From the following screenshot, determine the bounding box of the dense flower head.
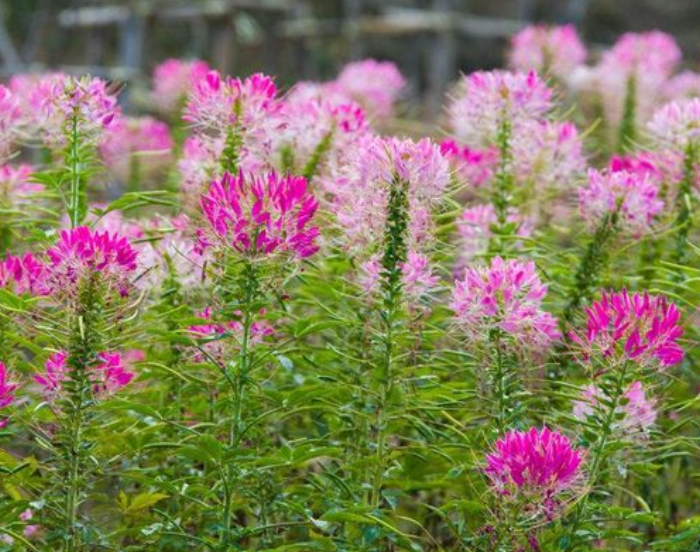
[509,24,587,79]
[0,252,47,296]
[200,170,319,259]
[0,85,22,160]
[457,204,533,262]
[578,168,663,235]
[35,75,119,147]
[0,362,18,429]
[572,290,684,371]
[335,59,405,119]
[152,58,211,113]
[34,351,68,397]
[360,250,439,303]
[450,257,560,351]
[100,116,174,182]
[648,98,700,149]
[45,226,139,298]
[447,70,553,146]
[601,31,681,79]
[485,427,583,517]
[439,140,498,187]
[573,381,657,437]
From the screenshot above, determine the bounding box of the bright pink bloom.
[573,381,657,436]
[509,24,587,79]
[450,257,560,351]
[0,85,22,160]
[578,168,663,235]
[100,116,173,182]
[485,427,583,516]
[447,70,552,146]
[45,226,139,298]
[648,98,700,149]
[0,252,47,296]
[457,204,533,261]
[93,352,135,395]
[152,58,211,113]
[572,289,684,370]
[0,362,17,428]
[360,250,439,302]
[34,351,69,397]
[335,59,405,119]
[200,171,319,259]
[439,140,498,187]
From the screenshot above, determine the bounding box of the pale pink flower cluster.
[664,71,700,101]
[100,116,173,182]
[200,170,319,260]
[35,350,136,399]
[578,168,663,235]
[188,306,273,363]
[0,252,47,296]
[0,509,40,545]
[335,59,405,119]
[450,257,560,351]
[457,204,533,262]
[648,98,700,149]
[360,251,439,303]
[0,164,41,208]
[572,289,684,371]
[485,427,583,519]
[0,85,22,160]
[509,24,587,80]
[178,135,224,206]
[45,226,139,300]
[573,381,657,437]
[439,140,498,188]
[33,75,119,147]
[595,31,681,133]
[152,58,211,113]
[447,70,552,147]
[0,362,18,429]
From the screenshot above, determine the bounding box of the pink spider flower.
[439,140,499,187]
[35,75,119,147]
[34,351,69,397]
[664,71,700,102]
[0,362,18,429]
[92,352,135,395]
[573,381,657,437]
[648,98,700,149]
[571,289,684,371]
[334,59,405,119]
[0,164,42,207]
[447,70,553,147]
[360,250,439,302]
[485,427,584,518]
[0,252,47,296]
[457,204,533,262]
[152,58,211,113]
[200,170,319,259]
[508,24,587,80]
[100,116,173,182]
[0,85,22,160]
[578,168,663,235]
[45,226,139,299]
[450,257,560,351]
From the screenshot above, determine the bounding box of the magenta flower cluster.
[0,362,17,429]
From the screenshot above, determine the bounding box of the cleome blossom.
[45,226,139,299]
[439,140,498,188]
[578,168,663,235]
[573,381,657,438]
[509,24,587,80]
[0,85,22,160]
[200,170,319,260]
[485,427,584,518]
[0,362,18,429]
[450,257,560,352]
[457,204,533,262]
[0,252,47,296]
[647,98,700,149]
[152,58,211,114]
[571,289,684,371]
[334,59,405,119]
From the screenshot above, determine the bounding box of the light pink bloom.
[578,168,663,235]
[0,85,22,160]
[200,171,319,259]
[0,164,42,206]
[485,427,583,517]
[571,289,684,370]
[360,251,439,301]
[19,509,40,538]
[509,24,587,79]
[439,140,498,187]
[450,256,560,351]
[664,71,700,101]
[0,362,17,428]
[45,226,139,299]
[152,58,211,113]
[178,135,224,203]
[573,381,657,437]
[648,98,700,149]
[447,70,552,147]
[457,204,533,262]
[335,59,405,119]
[34,351,68,397]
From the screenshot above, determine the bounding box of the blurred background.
[3,0,700,118]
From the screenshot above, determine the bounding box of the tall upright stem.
[673,142,697,270]
[489,117,515,258]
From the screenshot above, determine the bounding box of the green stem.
[672,142,697,270]
[617,74,637,153]
[67,114,85,229]
[488,117,514,258]
[490,329,516,432]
